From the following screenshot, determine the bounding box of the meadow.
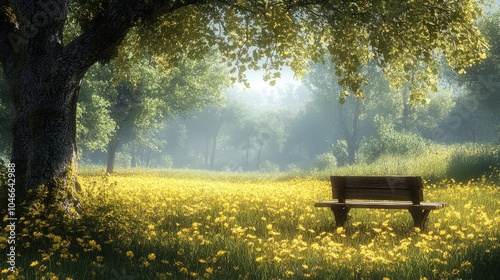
[1,144,500,279]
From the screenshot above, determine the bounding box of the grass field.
[1,166,499,280]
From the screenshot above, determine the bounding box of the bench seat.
[315,201,449,210]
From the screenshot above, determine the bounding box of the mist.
[69,55,499,177]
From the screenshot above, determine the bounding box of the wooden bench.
[314,176,448,229]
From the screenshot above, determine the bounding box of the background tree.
[175,101,248,170]
[443,11,500,142]
[302,60,455,165]
[72,55,229,171]
[209,103,246,170]
[228,110,286,171]
[76,64,116,155]
[284,105,332,167]
[103,53,229,173]
[303,62,389,164]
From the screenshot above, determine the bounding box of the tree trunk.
[131,144,137,168]
[106,138,119,174]
[257,142,264,170]
[146,148,152,168]
[241,141,252,171]
[346,139,357,165]
[402,101,411,131]
[210,121,222,170]
[338,100,362,165]
[204,136,210,169]
[12,76,81,202]
[348,101,361,165]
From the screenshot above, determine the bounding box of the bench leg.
[408,208,431,230]
[330,205,350,228]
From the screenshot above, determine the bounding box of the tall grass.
[309,144,454,182]
[446,144,500,183]
[315,143,499,183]
[79,143,499,184]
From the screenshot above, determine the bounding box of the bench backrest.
[331,176,424,205]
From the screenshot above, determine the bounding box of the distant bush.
[222,161,243,172]
[314,152,337,171]
[115,152,132,168]
[260,160,280,173]
[285,163,304,174]
[447,144,500,182]
[360,118,426,162]
[332,140,349,166]
[149,154,174,168]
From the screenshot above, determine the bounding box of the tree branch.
[57,0,205,77]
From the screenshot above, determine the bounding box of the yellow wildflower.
[148,253,156,261]
[216,250,227,257]
[126,251,134,259]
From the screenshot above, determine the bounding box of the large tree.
[0,0,488,208]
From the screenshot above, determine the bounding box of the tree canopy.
[63,0,489,102]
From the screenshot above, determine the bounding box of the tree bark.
[11,67,82,205]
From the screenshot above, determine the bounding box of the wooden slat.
[314,201,449,210]
[334,176,423,190]
[330,176,424,203]
[332,187,423,201]
[409,176,423,205]
[331,176,346,203]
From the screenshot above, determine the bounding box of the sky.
[229,66,309,111]
[236,66,302,92]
